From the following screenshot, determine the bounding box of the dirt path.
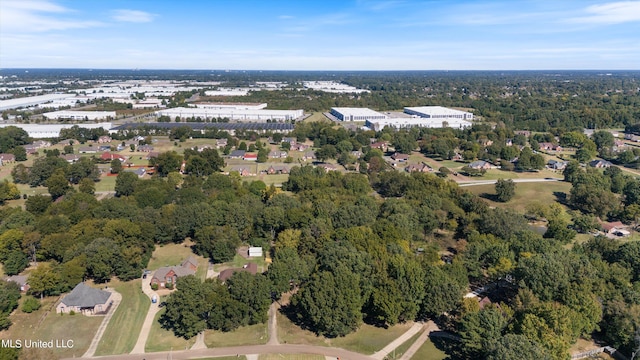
[82,289,122,358]
[267,302,279,345]
[130,274,160,354]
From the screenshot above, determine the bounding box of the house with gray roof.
[149,256,198,289]
[56,283,112,315]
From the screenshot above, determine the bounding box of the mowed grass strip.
[203,323,268,347]
[464,181,572,213]
[410,338,447,360]
[145,308,195,352]
[94,280,150,355]
[276,312,414,355]
[385,329,424,360]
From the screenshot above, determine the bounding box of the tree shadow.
[553,191,568,204]
[430,335,464,360]
[479,193,500,202]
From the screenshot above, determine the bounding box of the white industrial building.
[304,81,369,94]
[204,88,251,96]
[404,106,474,120]
[41,110,116,121]
[365,118,472,131]
[194,102,267,110]
[155,107,303,121]
[0,123,113,138]
[330,107,388,121]
[0,94,74,111]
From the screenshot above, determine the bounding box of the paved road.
[64,344,374,360]
[372,322,422,360]
[82,289,122,358]
[398,321,439,360]
[130,274,160,354]
[457,177,562,187]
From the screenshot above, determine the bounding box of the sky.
[0,0,639,70]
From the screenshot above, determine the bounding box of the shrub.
[151,283,159,291]
[21,297,41,313]
[69,310,76,315]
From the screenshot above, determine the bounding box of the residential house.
[478,138,493,146]
[97,136,112,143]
[282,137,297,146]
[60,154,81,163]
[215,138,228,148]
[266,165,290,175]
[124,167,146,178]
[391,153,409,162]
[230,166,252,176]
[350,150,363,159]
[98,145,112,152]
[302,151,316,161]
[6,275,29,293]
[78,146,97,154]
[243,153,258,161]
[589,159,612,168]
[23,144,38,154]
[149,257,198,289]
[317,163,337,172]
[268,150,288,159]
[0,153,16,165]
[218,263,258,283]
[290,143,309,152]
[146,152,160,160]
[600,221,630,237]
[370,141,388,152]
[625,134,640,142]
[538,142,562,152]
[138,145,154,152]
[32,140,51,148]
[229,150,246,159]
[468,160,492,170]
[100,152,128,162]
[612,140,627,152]
[405,163,432,173]
[56,283,112,315]
[248,247,263,258]
[452,153,464,161]
[547,160,568,170]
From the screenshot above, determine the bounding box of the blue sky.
[0,0,639,70]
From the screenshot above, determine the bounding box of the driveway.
[130,273,160,354]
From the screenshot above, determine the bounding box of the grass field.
[203,323,268,347]
[191,357,247,360]
[147,242,205,271]
[304,112,331,123]
[0,294,103,359]
[145,308,195,352]
[212,254,269,274]
[410,338,447,360]
[464,181,572,213]
[385,329,424,360]
[94,279,150,356]
[276,312,414,355]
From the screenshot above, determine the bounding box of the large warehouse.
[330,107,388,121]
[0,93,75,111]
[404,106,474,120]
[155,107,303,121]
[0,123,114,138]
[365,117,472,131]
[41,110,116,121]
[194,102,267,110]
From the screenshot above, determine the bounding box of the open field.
[304,112,331,123]
[212,253,269,274]
[0,294,103,359]
[145,308,195,352]
[94,279,149,356]
[203,323,268,347]
[147,242,205,271]
[410,338,447,360]
[464,181,572,213]
[191,357,247,360]
[276,312,414,355]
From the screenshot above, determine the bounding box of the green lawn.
[203,323,268,347]
[304,112,331,122]
[145,308,195,352]
[464,181,572,213]
[385,329,424,360]
[213,254,268,274]
[147,242,206,272]
[94,280,150,356]
[410,339,447,360]
[276,312,414,355]
[191,357,247,360]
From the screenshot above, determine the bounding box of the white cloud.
[568,1,640,24]
[278,15,294,20]
[0,0,102,32]
[111,9,155,23]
